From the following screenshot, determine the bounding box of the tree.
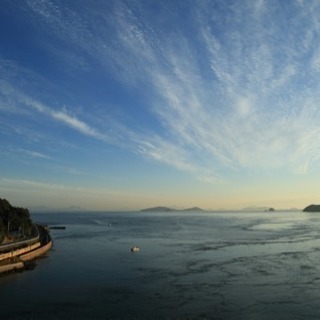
[0,198,35,243]
[0,219,5,243]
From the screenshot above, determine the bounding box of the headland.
[0,198,52,275]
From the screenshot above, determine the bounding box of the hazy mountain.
[141,206,204,212]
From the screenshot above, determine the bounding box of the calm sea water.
[1,210,320,319]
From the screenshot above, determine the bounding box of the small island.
[303,204,320,212]
[141,206,177,212]
[181,207,205,212]
[141,206,205,212]
[0,198,52,274]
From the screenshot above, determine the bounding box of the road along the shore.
[0,225,52,274]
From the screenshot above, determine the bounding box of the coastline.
[0,225,52,275]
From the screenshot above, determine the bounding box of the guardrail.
[0,225,40,253]
[0,242,41,262]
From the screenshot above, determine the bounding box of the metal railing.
[0,225,40,253]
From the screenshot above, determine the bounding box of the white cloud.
[234,95,255,118]
[109,0,320,177]
[135,136,198,174]
[21,149,51,159]
[52,110,101,138]
[4,0,320,183]
[10,90,108,141]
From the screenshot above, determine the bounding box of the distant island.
[242,206,275,212]
[141,206,176,212]
[303,204,320,212]
[141,206,205,212]
[181,207,204,212]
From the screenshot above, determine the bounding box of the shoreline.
[0,225,52,275]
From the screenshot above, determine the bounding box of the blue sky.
[1,0,320,211]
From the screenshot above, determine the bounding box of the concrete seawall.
[0,230,40,253]
[0,242,41,262]
[0,261,24,273]
[0,240,52,274]
[0,225,53,275]
[20,240,53,262]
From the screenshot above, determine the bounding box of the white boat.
[131,246,140,253]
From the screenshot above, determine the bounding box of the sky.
[1,0,320,211]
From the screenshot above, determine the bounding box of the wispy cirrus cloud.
[20,149,51,159]
[0,82,106,141]
[140,0,320,176]
[4,0,320,183]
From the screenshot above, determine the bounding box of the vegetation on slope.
[0,198,34,244]
[303,204,320,212]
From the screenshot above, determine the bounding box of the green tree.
[0,219,5,243]
[0,198,35,242]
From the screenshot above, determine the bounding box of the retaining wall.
[20,241,53,262]
[0,242,41,262]
[0,228,40,253]
[0,261,24,273]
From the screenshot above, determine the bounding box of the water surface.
[1,210,320,319]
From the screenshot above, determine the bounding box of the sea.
[1,210,320,320]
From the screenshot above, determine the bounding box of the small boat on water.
[131,246,140,253]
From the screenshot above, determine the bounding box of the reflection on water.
[1,210,320,319]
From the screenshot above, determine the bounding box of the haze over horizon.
[1,1,320,211]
